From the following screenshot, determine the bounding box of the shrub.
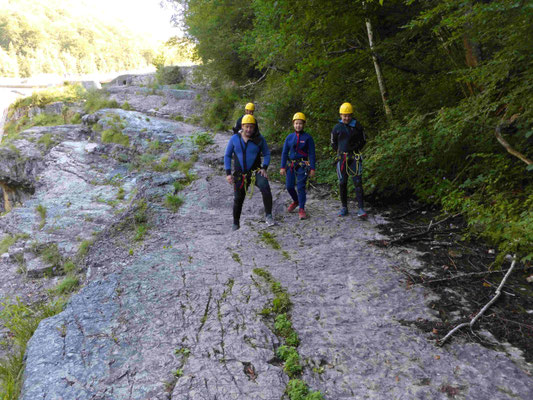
[156,65,184,85]
[83,90,120,113]
[49,276,79,295]
[165,194,184,212]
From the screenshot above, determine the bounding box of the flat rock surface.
[20,132,533,399]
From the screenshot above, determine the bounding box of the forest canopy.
[170,0,532,261]
[0,0,193,77]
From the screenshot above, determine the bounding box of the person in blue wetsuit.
[224,114,275,231]
[331,102,367,218]
[280,112,316,220]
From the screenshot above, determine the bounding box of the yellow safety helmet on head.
[339,102,353,114]
[292,112,306,122]
[245,103,255,111]
[242,114,256,125]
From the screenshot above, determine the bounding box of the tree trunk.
[365,18,393,122]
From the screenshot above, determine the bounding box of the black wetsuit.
[331,118,366,209]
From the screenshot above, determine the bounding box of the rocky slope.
[0,76,532,399]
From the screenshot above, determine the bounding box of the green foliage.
[193,132,214,151]
[102,129,129,146]
[286,379,325,400]
[39,243,62,267]
[116,187,126,200]
[202,84,243,131]
[35,204,47,229]
[0,0,157,77]
[156,65,184,85]
[49,276,79,295]
[276,345,302,378]
[165,194,184,212]
[0,297,65,399]
[83,90,120,114]
[259,231,281,250]
[100,115,129,147]
[62,260,76,275]
[77,240,93,260]
[36,132,57,151]
[0,235,16,255]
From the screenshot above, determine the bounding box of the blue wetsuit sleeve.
[280,136,290,168]
[261,137,271,169]
[224,138,234,175]
[308,135,316,170]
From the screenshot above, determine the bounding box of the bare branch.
[438,255,518,346]
[327,44,363,56]
[494,123,532,165]
[240,69,269,88]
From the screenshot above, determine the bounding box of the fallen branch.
[413,267,520,285]
[390,228,460,245]
[391,204,427,220]
[438,255,518,346]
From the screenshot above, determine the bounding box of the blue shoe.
[357,208,367,218]
[338,207,348,217]
[232,223,240,231]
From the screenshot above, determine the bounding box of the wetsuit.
[331,118,366,209]
[224,132,272,226]
[280,130,316,210]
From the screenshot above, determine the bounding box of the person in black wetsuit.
[233,102,259,134]
[331,102,367,218]
[224,114,275,230]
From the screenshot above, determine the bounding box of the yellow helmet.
[242,114,256,125]
[245,102,255,111]
[292,112,306,122]
[339,102,353,114]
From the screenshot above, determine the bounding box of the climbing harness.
[338,152,363,177]
[235,168,262,198]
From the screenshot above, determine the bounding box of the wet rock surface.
[1,79,531,399]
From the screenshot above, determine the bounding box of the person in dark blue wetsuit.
[224,114,275,231]
[280,112,316,220]
[331,102,367,218]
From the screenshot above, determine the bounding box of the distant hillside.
[0,0,189,77]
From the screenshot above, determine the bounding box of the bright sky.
[86,0,183,42]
